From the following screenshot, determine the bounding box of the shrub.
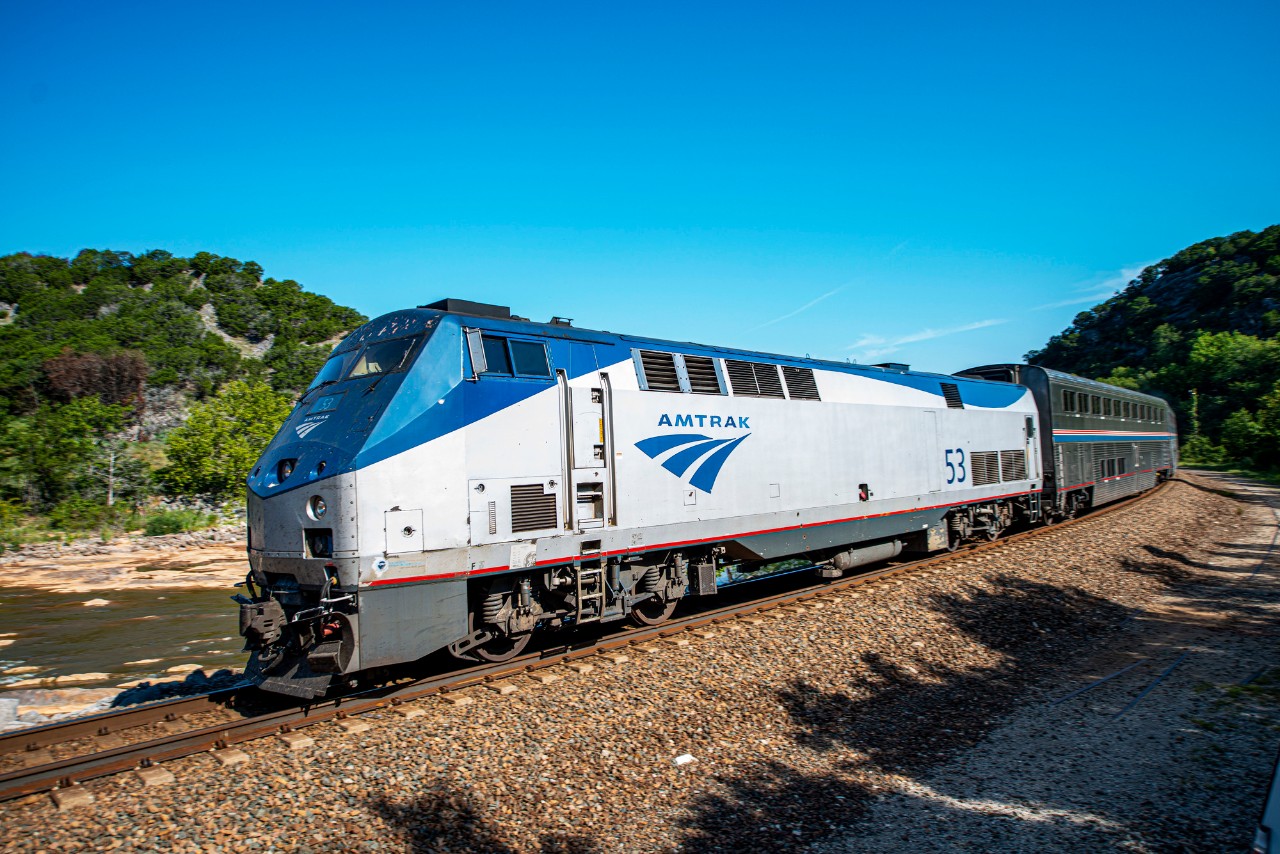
[143,508,213,536]
[48,495,109,531]
[1179,435,1227,466]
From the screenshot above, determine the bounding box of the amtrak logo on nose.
[635,432,751,493]
[295,416,328,438]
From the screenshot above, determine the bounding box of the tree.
[160,381,292,498]
[43,348,148,408]
[10,397,128,507]
[1254,381,1280,470]
[1220,409,1261,466]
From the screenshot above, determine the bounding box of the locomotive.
[236,299,1177,698]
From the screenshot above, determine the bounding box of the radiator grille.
[639,350,681,392]
[726,359,785,398]
[1000,449,1027,482]
[684,355,722,394]
[781,366,820,400]
[940,382,964,409]
[510,484,557,532]
[971,451,999,486]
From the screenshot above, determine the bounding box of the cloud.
[749,287,845,331]
[846,318,1009,361]
[1033,263,1153,311]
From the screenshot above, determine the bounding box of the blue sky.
[2,1,1277,373]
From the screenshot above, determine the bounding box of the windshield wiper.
[301,379,340,403]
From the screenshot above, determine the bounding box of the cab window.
[480,335,551,378]
[482,335,513,374]
[347,336,419,379]
[510,340,550,376]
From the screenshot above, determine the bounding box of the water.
[0,585,245,687]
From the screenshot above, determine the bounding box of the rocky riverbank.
[0,526,246,593]
[0,667,244,732]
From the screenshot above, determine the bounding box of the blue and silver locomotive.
[237,299,1176,697]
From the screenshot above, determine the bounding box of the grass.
[0,505,228,552]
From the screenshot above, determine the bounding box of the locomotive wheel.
[472,630,532,663]
[451,612,533,663]
[629,595,678,627]
[984,526,1002,542]
[944,517,962,552]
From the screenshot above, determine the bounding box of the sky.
[2,1,1277,374]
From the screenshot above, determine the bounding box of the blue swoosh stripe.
[689,434,750,493]
[661,438,732,477]
[635,433,711,458]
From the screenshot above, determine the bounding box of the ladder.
[575,562,605,623]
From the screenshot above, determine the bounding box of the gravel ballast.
[2,472,1277,853]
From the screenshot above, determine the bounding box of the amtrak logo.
[635,432,751,493]
[295,416,328,439]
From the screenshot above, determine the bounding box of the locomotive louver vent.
[725,359,785,398]
[510,484,557,532]
[970,451,999,486]
[639,350,681,392]
[940,382,964,409]
[999,449,1027,482]
[781,366,821,400]
[683,355,722,394]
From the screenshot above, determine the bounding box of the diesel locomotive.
[236,299,1177,698]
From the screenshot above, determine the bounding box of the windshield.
[307,353,351,391]
[347,335,419,379]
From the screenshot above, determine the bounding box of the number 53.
[945,448,966,484]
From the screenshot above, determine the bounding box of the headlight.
[278,459,296,481]
[310,496,327,519]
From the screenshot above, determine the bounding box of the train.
[236,299,1178,698]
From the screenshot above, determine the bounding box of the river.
[0,584,245,687]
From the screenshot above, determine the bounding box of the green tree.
[1254,381,1280,470]
[12,397,127,507]
[1220,409,1261,466]
[160,381,292,497]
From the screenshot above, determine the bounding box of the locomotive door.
[1025,416,1040,481]
[922,410,942,492]
[558,344,614,531]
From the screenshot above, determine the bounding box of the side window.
[1103,398,1112,417]
[1062,389,1075,412]
[1091,395,1101,415]
[510,340,551,377]
[478,335,550,378]
[482,335,513,374]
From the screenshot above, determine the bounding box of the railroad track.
[0,482,1168,806]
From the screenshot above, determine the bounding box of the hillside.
[1027,225,1280,467]
[0,249,367,540]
